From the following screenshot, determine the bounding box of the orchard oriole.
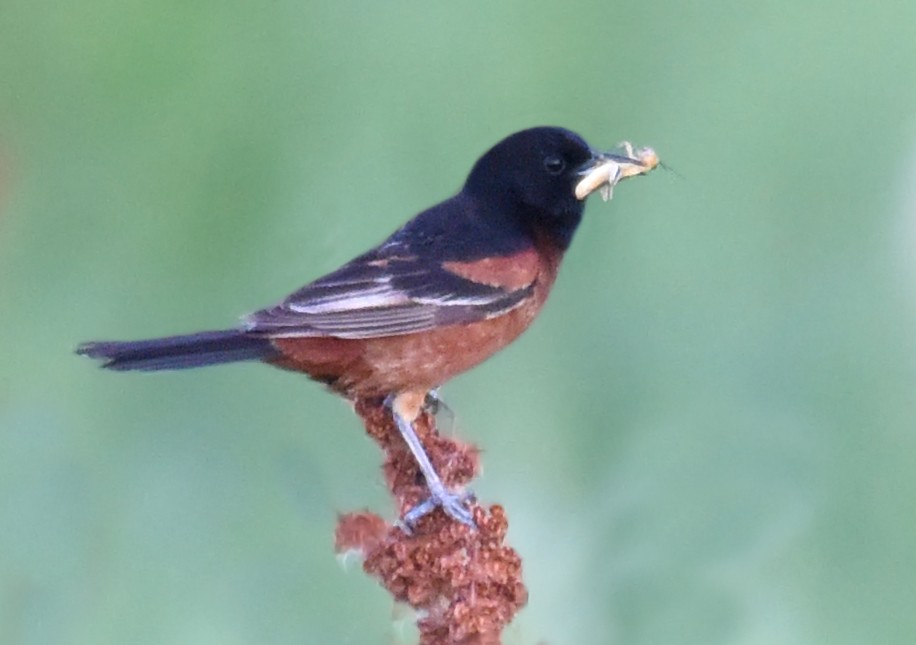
[78,127,659,527]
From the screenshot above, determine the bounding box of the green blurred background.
[2,2,916,643]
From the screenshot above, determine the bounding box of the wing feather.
[244,252,535,340]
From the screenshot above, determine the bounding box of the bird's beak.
[575,142,660,201]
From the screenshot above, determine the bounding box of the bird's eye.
[543,155,566,175]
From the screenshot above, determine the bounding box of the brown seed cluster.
[334,398,528,644]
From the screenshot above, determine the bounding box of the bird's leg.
[386,392,475,529]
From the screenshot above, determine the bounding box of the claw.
[402,488,476,529]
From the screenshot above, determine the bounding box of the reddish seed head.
[338,399,527,644]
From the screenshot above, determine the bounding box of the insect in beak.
[575,142,660,201]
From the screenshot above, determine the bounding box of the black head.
[463,127,596,250]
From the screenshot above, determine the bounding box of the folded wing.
[244,250,538,339]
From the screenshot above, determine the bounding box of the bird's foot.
[423,388,455,432]
[423,388,447,414]
[401,486,476,531]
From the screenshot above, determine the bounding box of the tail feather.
[77,329,278,371]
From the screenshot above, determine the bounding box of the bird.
[78,126,659,527]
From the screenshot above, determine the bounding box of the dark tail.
[76,329,279,371]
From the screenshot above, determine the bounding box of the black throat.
[529,205,584,251]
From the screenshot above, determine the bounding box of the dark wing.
[243,249,538,340]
